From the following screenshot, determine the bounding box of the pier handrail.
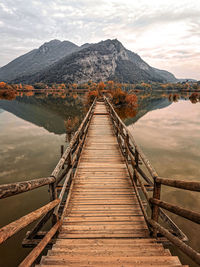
[104,96,200,265]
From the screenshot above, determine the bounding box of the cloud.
[0,0,200,79]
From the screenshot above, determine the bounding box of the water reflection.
[126,97,200,267]
[0,93,85,135]
[0,91,200,266]
[0,93,85,267]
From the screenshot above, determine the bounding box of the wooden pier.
[0,98,200,266]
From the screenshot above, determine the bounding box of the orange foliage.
[73,93,78,99]
[25,91,34,96]
[115,106,137,120]
[0,82,7,89]
[64,116,79,133]
[111,88,126,105]
[98,81,105,91]
[24,85,34,90]
[107,81,114,90]
[86,90,98,104]
[125,94,137,107]
[189,92,200,103]
[0,90,16,100]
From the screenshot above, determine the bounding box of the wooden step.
[55,238,160,245]
[48,248,171,257]
[37,265,187,267]
[40,255,182,265]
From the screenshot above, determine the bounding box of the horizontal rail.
[148,219,200,265]
[155,177,200,192]
[150,198,200,225]
[0,199,60,244]
[19,221,61,267]
[0,177,56,199]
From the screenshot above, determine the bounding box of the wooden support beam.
[0,199,60,244]
[148,219,200,265]
[150,198,200,225]
[26,210,54,240]
[155,177,200,192]
[19,221,61,267]
[0,177,56,199]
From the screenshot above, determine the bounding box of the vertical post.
[61,145,64,169]
[151,179,161,237]
[49,180,57,225]
[133,149,139,183]
[125,133,129,160]
[135,149,139,168]
[116,118,119,137]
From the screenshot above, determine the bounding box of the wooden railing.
[0,98,96,267]
[104,96,200,265]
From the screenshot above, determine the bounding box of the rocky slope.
[0,40,79,82]
[0,39,178,84]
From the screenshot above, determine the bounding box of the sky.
[0,0,200,80]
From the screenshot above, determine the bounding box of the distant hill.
[0,39,178,84]
[0,40,79,82]
[153,68,177,83]
[178,78,197,83]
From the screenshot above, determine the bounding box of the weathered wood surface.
[37,102,187,266]
[0,176,55,199]
[0,199,60,244]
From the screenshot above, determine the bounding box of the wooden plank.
[58,232,150,238]
[61,224,148,231]
[40,255,181,265]
[55,238,158,245]
[64,216,145,222]
[48,249,170,257]
[63,221,147,225]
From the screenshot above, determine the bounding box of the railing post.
[133,149,139,182]
[49,180,58,225]
[125,133,129,160]
[135,148,139,168]
[151,179,161,237]
[61,145,64,169]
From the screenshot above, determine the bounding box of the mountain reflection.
[0,94,85,135]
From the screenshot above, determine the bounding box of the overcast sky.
[0,0,200,79]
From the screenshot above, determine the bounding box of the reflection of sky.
[128,100,200,267]
[0,110,67,267]
[128,100,200,180]
[0,111,65,184]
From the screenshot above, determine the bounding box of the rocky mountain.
[0,40,79,82]
[153,68,177,83]
[0,39,178,84]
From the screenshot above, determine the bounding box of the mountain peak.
[0,38,177,84]
[42,39,61,46]
[39,39,61,53]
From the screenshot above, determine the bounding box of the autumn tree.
[23,84,34,90]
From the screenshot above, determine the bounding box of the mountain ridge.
[0,39,178,84]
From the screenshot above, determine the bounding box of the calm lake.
[0,92,199,266]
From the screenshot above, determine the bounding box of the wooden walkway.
[37,102,186,266]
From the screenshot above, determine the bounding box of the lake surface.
[0,92,199,266]
[126,95,200,267]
